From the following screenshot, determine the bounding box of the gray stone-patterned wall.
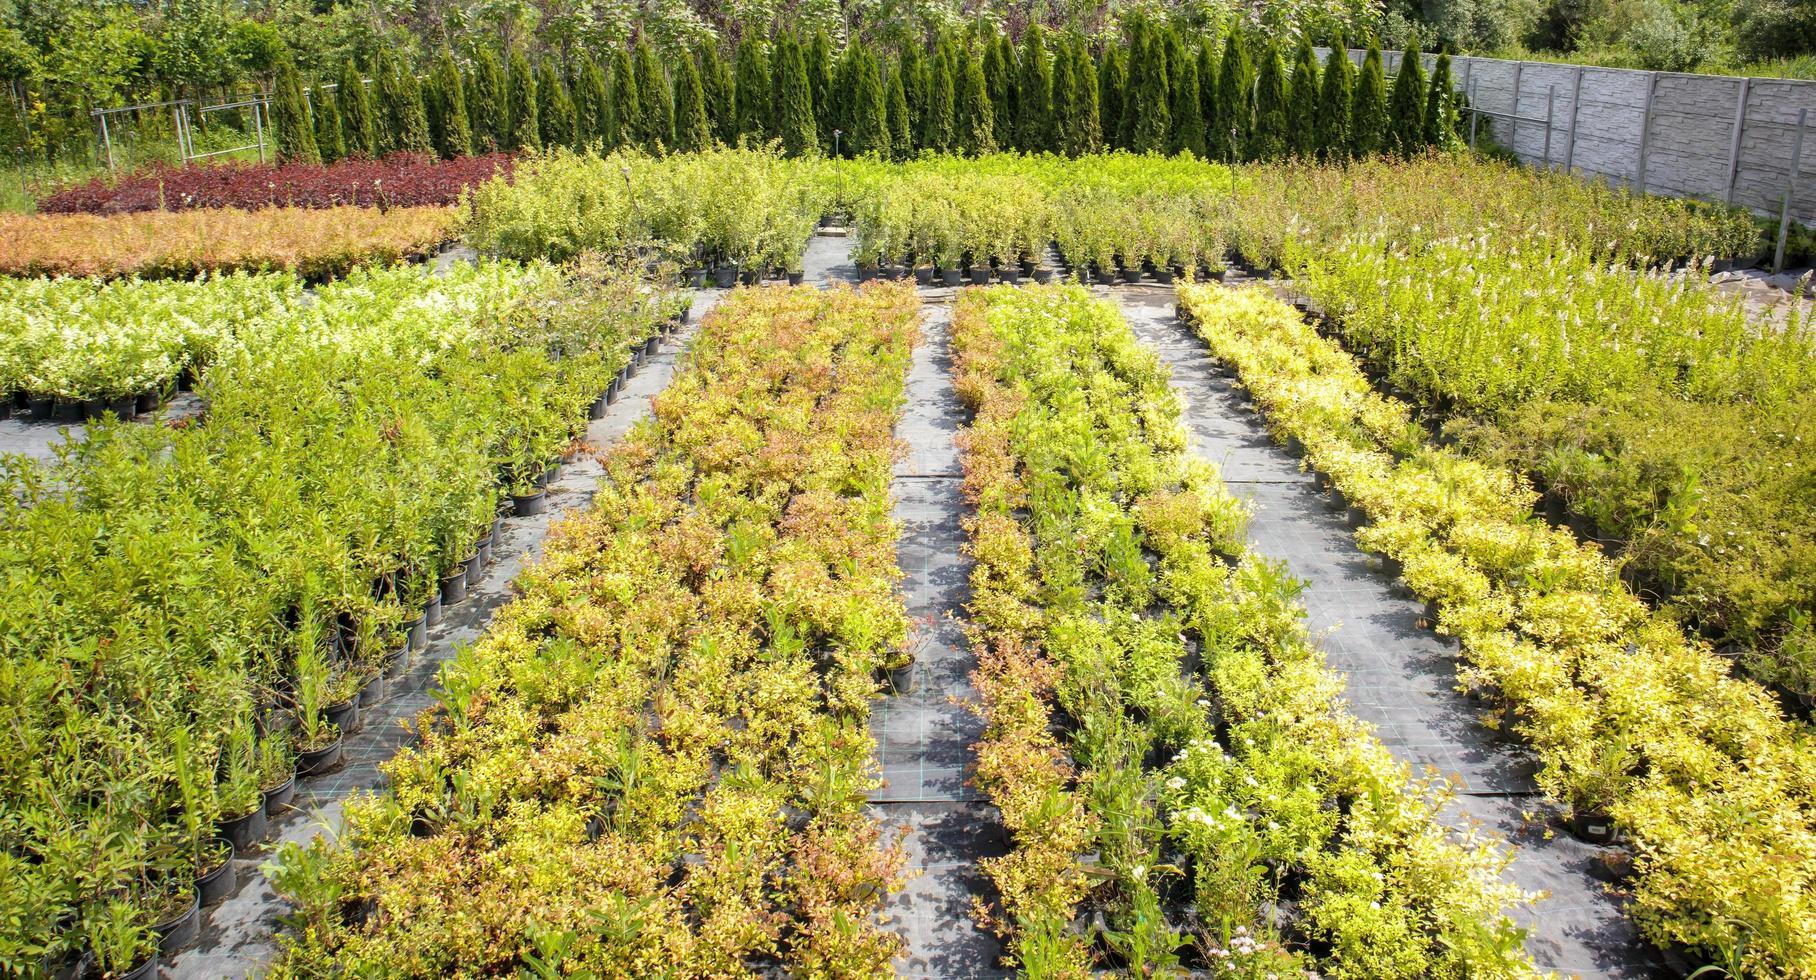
[1314,49,1816,226]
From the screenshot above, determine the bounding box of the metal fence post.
[1564,66,1584,173]
[97,111,115,172]
[1775,107,1808,274]
[253,99,266,163]
[1468,78,1480,149]
[1724,77,1752,205]
[1635,73,1658,193]
[1510,62,1524,153]
[1543,85,1556,168]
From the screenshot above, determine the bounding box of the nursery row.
[1289,236,1816,703]
[1177,284,1816,978]
[264,283,921,977]
[0,205,460,283]
[953,286,1537,978]
[0,261,681,976]
[39,153,513,216]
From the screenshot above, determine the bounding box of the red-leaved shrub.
[40,153,513,214]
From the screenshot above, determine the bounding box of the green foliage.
[609,47,638,150]
[337,59,378,158]
[923,41,955,153]
[852,48,892,158]
[1350,44,1388,158]
[1250,41,1288,162]
[1066,38,1101,155]
[672,52,711,153]
[272,54,321,165]
[312,72,346,163]
[1198,39,1223,159]
[808,31,835,148]
[733,37,770,145]
[900,45,928,149]
[374,47,430,155]
[1315,45,1352,161]
[1050,36,1076,154]
[886,63,912,161]
[1215,29,1253,160]
[1169,36,1206,157]
[1016,26,1052,152]
[536,60,577,152]
[429,49,473,159]
[573,54,610,146]
[953,47,993,156]
[700,42,733,146]
[773,35,817,157]
[984,33,1015,149]
[1098,47,1126,151]
[1126,20,1171,153]
[634,40,672,150]
[1387,40,1428,156]
[467,48,506,152]
[1287,39,1320,159]
[1424,52,1460,149]
[504,48,540,153]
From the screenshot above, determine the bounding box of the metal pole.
[1564,66,1584,173]
[253,99,265,163]
[1635,74,1658,194]
[1543,85,1556,168]
[98,111,115,172]
[1468,78,1480,150]
[1724,77,1752,206]
[1775,108,1808,275]
[1509,62,1524,154]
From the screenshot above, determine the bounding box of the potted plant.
[144,874,200,957]
[216,717,268,853]
[294,644,345,777]
[84,899,157,980]
[259,734,298,816]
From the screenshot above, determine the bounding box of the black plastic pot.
[85,951,159,980]
[153,888,201,955]
[406,614,428,652]
[358,673,386,707]
[714,263,738,288]
[880,662,915,695]
[787,271,804,286]
[29,396,54,420]
[218,803,268,853]
[738,267,761,286]
[512,490,548,517]
[1033,268,1054,285]
[298,734,344,777]
[196,839,237,906]
[80,398,106,421]
[685,267,707,288]
[384,645,411,682]
[478,535,494,568]
[1566,811,1622,846]
[54,399,84,423]
[439,567,467,605]
[1153,267,1176,285]
[606,377,621,405]
[912,267,935,286]
[323,697,360,736]
[108,394,137,419]
[424,592,443,628]
[588,394,607,420]
[999,267,1022,284]
[938,268,962,287]
[136,390,159,414]
[463,551,483,583]
[262,771,297,816]
[968,266,991,285]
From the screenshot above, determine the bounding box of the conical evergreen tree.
[886,61,912,160]
[312,75,345,162]
[635,39,672,149]
[1315,44,1352,160]
[1250,40,1287,161]
[1215,29,1253,162]
[700,43,732,144]
[672,51,710,151]
[1161,24,1190,151]
[1017,25,1052,151]
[1127,21,1170,153]
[574,53,609,145]
[1387,38,1427,155]
[272,54,320,164]
[1351,43,1389,157]
[1098,47,1125,150]
[1424,51,1460,149]
[397,66,433,153]
[774,35,817,155]
[982,32,1008,148]
[807,31,834,148]
[923,41,954,152]
[1199,38,1223,159]
[1170,35,1205,156]
[1286,38,1319,158]
[430,49,472,158]
[608,47,638,149]
[850,48,890,157]
[371,48,418,154]
[537,60,576,150]
[468,48,505,151]
[337,59,377,157]
[1069,36,1101,154]
[953,47,992,155]
[1116,20,1143,148]
[1051,35,1076,154]
[503,48,539,152]
[732,37,769,144]
[900,45,928,145]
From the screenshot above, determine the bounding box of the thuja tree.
[953,46,993,155]
[468,48,505,151]
[923,40,955,152]
[386,53,433,154]
[609,48,638,148]
[1287,38,1320,158]
[272,54,320,164]
[988,33,1016,149]
[774,34,817,156]
[370,49,404,154]
[1066,37,1100,155]
[635,40,672,149]
[574,54,609,145]
[537,60,576,150]
[901,45,928,148]
[1097,47,1125,151]
[733,37,769,144]
[850,48,890,157]
[700,42,733,145]
[1250,40,1287,161]
[1214,29,1253,162]
[1425,52,1460,149]
[1169,32,1205,156]
[1387,39,1427,155]
[1316,44,1352,160]
[337,60,377,157]
[886,63,912,159]
[430,49,472,159]
[1351,43,1388,158]
[808,31,834,148]
[504,48,539,152]
[312,74,345,162]
[1016,26,1052,152]
[1197,38,1221,157]
[1051,36,1075,152]
[672,51,711,152]
[1125,20,1170,153]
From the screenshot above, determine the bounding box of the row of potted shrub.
[0,205,462,282]
[39,152,514,215]
[1286,233,1816,706]
[262,282,922,977]
[952,284,1539,978]
[1176,282,1816,978]
[0,258,680,978]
